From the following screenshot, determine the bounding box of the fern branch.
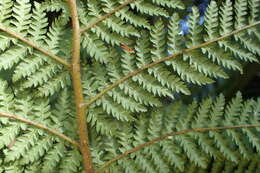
[67,0,95,172]
[0,111,79,147]
[81,21,260,109]
[98,124,260,171]
[0,26,71,68]
[80,0,137,33]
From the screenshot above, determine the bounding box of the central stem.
[67,0,94,172]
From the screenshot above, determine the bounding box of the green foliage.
[93,93,260,173]
[0,80,81,173]
[0,0,71,97]
[83,0,259,136]
[0,0,259,172]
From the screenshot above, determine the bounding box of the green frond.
[187,7,204,46]
[80,0,260,138]
[168,59,214,85]
[41,143,66,172]
[132,72,174,97]
[130,0,168,17]
[3,129,39,162]
[105,16,140,38]
[81,0,131,46]
[116,8,151,29]
[203,1,243,72]
[248,0,260,37]
[11,0,31,34]
[0,0,14,52]
[91,23,126,46]
[204,1,219,40]
[21,63,61,88]
[0,0,31,70]
[12,53,45,82]
[151,0,185,9]
[87,107,120,136]
[37,71,71,97]
[116,80,162,107]
[0,46,27,70]
[41,0,70,24]
[149,19,190,95]
[0,1,71,98]
[83,63,138,124]
[0,80,84,172]
[58,149,82,173]
[79,0,186,63]
[167,13,217,85]
[0,0,259,172]
[186,8,228,78]
[218,40,258,63]
[233,0,260,55]
[52,88,78,139]
[0,83,13,117]
[235,0,248,28]
[108,88,147,113]
[100,95,135,121]
[167,14,184,53]
[101,0,140,37]
[220,0,234,35]
[0,0,13,25]
[97,93,260,172]
[81,33,109,64]
[18,137,54,165]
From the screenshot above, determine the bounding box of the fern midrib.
[80,20,260,109]
[80,0,136,33]
[0,0,259,172]
[0,26,71,68]
[67,0,95,172]
[0,111,79,147]
[98,123,260,171]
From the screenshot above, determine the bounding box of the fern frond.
[81,33,109,64]
[41,0,70,24]
[233,0,260,55]
[130,0,168,17]
[0,0,13,25]
[149,20,190,95]
[97,93,260,173]
[151,0,185,9]
[0,0,31,70]
[52,88,78,139]
[41,143,66,172]
[58,149,83,173]
[203,1,244,72]
[0,0,14,51]
[0,1,71,98]
[0,0,259,172]
[12,53,46,82]
[37,71,71,97]
[116,8,151,29]
[11,0,31,34]
[79,0,184,63]
[82,0,259,136]
[0,80,82,172]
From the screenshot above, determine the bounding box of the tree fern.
[0,0,259,172]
